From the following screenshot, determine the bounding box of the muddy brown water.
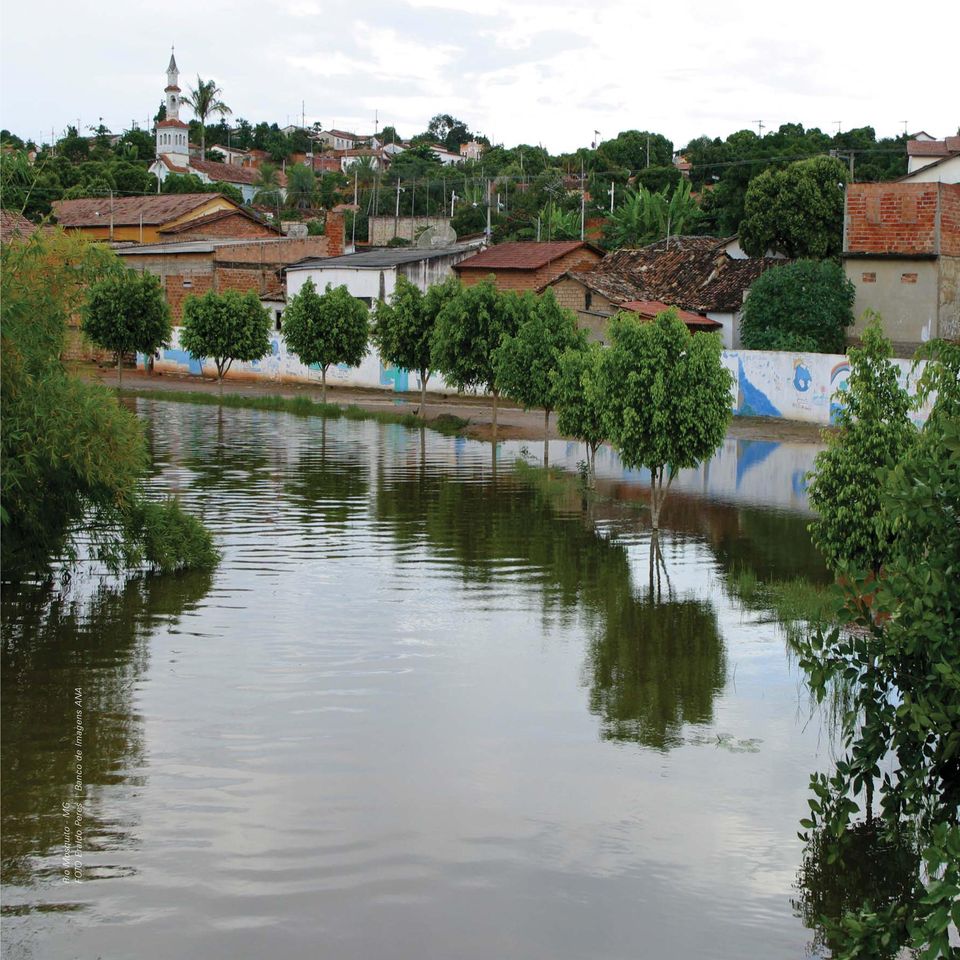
[2,400,841,959]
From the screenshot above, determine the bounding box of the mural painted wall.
[723,350,933,426]
[145,335,934,427]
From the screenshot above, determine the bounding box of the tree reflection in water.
[1,571,212,888]
[374,462,727,753]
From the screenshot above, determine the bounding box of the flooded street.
[2,400,836,958]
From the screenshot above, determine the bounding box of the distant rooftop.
[453,241,601,272]
[287,243,479,271]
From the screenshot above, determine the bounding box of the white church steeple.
[156,46,189,161]
[165,46,181,122]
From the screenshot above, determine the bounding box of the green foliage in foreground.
[796,338,960,959]
[593,311,732,529]
[181,289,272,384]
[1,232,218,577]
[807,317,917,574]
[740,259,855,353]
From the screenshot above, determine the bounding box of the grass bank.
[120,388,471,436]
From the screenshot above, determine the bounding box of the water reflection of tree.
[283,424,370,527]
[374,468,726,751]
[792,822,919,958]
[1,571,212,887]
[587,588,725,750]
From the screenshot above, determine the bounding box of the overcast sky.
[1,0,957,154]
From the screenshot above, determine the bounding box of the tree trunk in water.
[420,369,428,419]
[321,366,327,403]
[650,466,662,531]
[116,355,122,389]
[491,389,499,443]
[543,408,550,468]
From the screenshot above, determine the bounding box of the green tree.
[493,290,586,464]
[286,164,316,211]
[1,231,216,577]
[554,341,606,477]
[282,280,369,401]
[807,316,916,575]
[796,338,960,959]
[371,275,458,416]
[82,269,172,387]
[740,259,855,353]
[597,130,673,171]
[739,156,848,258]
[181,289,271,390]
[431,279,524,437]
[254,162,283,209]
[602,180,701,250]
[593,310,732,530]
[184,76,232,160]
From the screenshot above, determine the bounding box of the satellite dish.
[416,223,458,248]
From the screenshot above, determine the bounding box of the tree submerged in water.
[1,231,219,578]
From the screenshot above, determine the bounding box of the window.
[275,310,283,331]
[585,290,592,310]
[861,272,876,283]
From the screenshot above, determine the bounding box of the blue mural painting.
[155,347,203,376]
[792,361,812,392]
[828,361,850,425]
[736,358,781,418]
[379,364,410,393]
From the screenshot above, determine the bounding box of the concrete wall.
[146,326,464,395]
[940,256,960,340]
[846,258,940,353]
[368,216,452,246]
[145,337,934,427]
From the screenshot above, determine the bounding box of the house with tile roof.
[542,236,788,347]
[0,209,41,243]
[452,241,603,292]
[906,134,960,176]
[51,193,275,244]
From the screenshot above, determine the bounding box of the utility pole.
[394,179,404,238]
[754,120,764,137]
[109,190,115,242]
[580,156,585,240]
[646,134,650,168]
[450,191,457,218]
[485,178,492,240]
[609,181,615,213]
[352,169,358,248]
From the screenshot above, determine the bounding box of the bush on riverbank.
[0,232,218,579]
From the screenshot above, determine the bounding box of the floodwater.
[2,401,839,959]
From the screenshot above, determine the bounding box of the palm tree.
[185,77,231,160]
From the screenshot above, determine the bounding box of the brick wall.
[941,185,960,257]
[845,182,960,255]
[165,273,215,322]
[457,248,603,292]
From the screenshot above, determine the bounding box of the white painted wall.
[145,337,934,427]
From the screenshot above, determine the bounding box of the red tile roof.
[552,236,789,314]
[453,241,600,272]
[157,206,281,236]
[52,193,236,227]
[907,136,960,156]
[619,300,721,328]
[1,209,39,242]
[189,157,288,187]
[156,119,189,129]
